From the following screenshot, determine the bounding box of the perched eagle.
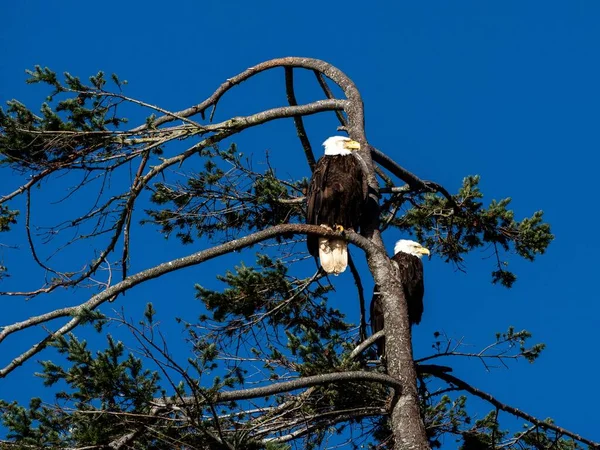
[306,136,367,275]
[371,239,430,357]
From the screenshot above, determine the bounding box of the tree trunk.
[367,248,430,450]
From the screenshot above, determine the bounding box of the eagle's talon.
[334,224,344,233]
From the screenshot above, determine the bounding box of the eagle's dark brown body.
[306,154,366,259]
[371,251,425,357]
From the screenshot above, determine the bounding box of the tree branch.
[1,99,346,299]
[158,370,401,407]
[0,225,371,378]
[263,406,386,443]
[130,57,363,132]
[348,330,384,361]
[371,147,455,205]
[429,369,600,448]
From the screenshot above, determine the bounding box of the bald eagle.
[371,239,430,357]
[306,136,367,275]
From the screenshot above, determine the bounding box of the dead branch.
[158,370,401,407]
[129,57,363,132]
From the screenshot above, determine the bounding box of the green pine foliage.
[0,205,18,279]
[0,67,128,170]
[389,175,553,287]
[1,334,160,448]
[0,205,18,232]
[144,144,305,244]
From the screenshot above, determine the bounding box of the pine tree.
[0,58,592,450]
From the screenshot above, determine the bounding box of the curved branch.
[429,369,600,448]
[0,225,372,378]
[0,167,53,205]
[159,370,401,407]
[371,147,455,205]
[202,99,346,133]
[348,330,384,361]
[130,57,363,132]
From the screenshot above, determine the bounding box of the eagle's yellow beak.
[417,246,430,256]
[344,140,361,150]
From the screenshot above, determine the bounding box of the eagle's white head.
[323,136,361,156]
[394,239,430,259]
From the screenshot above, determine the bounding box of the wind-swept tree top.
[0,58,581,450]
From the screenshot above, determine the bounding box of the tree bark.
[338,56,430,448]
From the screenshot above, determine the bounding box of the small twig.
[121,149,151,282]
[66,88,205,130]
[25,189,61,277]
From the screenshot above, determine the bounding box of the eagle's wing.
[370,287,385,357]
[395,254,425,325]
[306,158,328,257]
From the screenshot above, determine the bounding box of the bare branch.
[158,370,401,407]
[0,167,53,205]
[264,406,386,444]
[348,330,384,361]
[130,57,363,132]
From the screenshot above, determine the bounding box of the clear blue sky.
[2,1,599,445]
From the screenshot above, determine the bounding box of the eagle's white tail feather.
[318,238,348,275]
[330,239,348,274]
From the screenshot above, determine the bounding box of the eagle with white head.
[370,239,430,357]
[305,136,368,275]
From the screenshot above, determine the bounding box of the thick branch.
[200,99,346,133]
[159,370,401,407]
[130,57,363,132]
[0,225,370,378]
